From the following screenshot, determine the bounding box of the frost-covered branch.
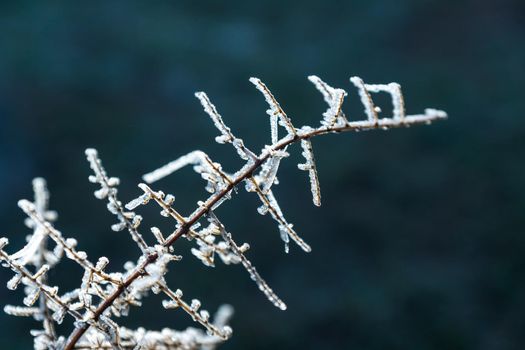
[297,139,321,207]
[207,212,287,310]
[1,75,446,350]
[86,148,149,253]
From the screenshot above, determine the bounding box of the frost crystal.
[208,212,287,311]
[298,139,321,206]
[247,177,312,253]
[350,76,378,123]
[308,75,348,127]
[363,81,405,120]
[250,77,297,143]
[0,74,446,350]
[86,148,148,252]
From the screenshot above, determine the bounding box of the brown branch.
[63,111,446,350]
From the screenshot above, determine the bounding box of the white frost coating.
[17,199,121,287]
[125,192,151,211]
[195,91,256,161]
[308,75,336,104]
[246,177,312,253]
[159,283,233,340]
[0,75,447,350]
[322,88,347,127]
[0,237,8,250]
[8,227,46,266]
[143,151,232,197]
[258,146,289,193]
[190,220,252,268]
[74,305,233,350]
[131,249,177,294]
[424,108,448,119]
[31,178,58,225]
[364,82,406,120]
[0,243,89,336]
[195,91,233,144]
[211,304,234,329]
[85,148,148,252]
[298,139,321,207]
[350,76,378,123]
[249,77,296,143]
[208,212,287,311]
[4,305,39,317]
[308,75,348,127]
[12,178,58,266]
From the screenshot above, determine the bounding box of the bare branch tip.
[84,148,98,157]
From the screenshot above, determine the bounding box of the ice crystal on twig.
[1,74,446,350]
[298,139,321,206]
[86,148,149,252]
[246,176,311,253]
[195,91,256,161]
[208,211,287,310]
[308,75,348,128]
[249,77,297,143]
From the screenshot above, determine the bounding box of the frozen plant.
[0,75,447,349]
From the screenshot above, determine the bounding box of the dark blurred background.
[0,1,524,349]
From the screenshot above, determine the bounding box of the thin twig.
[63,109,446,350]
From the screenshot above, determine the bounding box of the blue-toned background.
[1,1,524,349]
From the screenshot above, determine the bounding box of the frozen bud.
[43,286,58,297]
[171,254,182,261]
[204,235,215,244]
[82,294,92,308]
[215,135,230,144]
[76,251,88,260]
[52,307,67,324]
[217,242,228,250]
[124,261,135,271]
[163,194,175,206]
[33,265,50,279]
[244,180,256,193]
[162,300,179,309]
[53,244,64,259]
[106,202,118,214]
[24,218,34,229]
[23,289,41,306]
[85,148,98,157]
[190,299,201,312]
[18,199,35,213]
[151,227,165,244]
[107,177,120,187]
[239,243,250,253]
[4,305,38,317]
[94,188,109,200]
[200,310,210,322]
[174,289,183,298]
[0,237,8,250]
[65,238,78,249]
[96,257,109,271]
[44,210,58,222]
[88,175,98,183]
[132,215,143,229]
[278,225,290,254]
[222,326,233,338]
[257,205,269,215]
[6,273,23,290]
[125,192,151,210]
[111,221,126,232]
